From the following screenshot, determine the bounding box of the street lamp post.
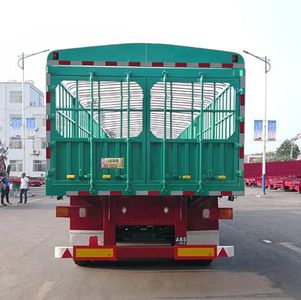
[243,50,271,195]
[17,49,49,175]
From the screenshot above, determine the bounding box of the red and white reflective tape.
[54,245,233,259]
[48,60,244,69]
[170,191,195,196]
[55,246,73,258]
[239,147,244,160]
[97,191,110,196]
[66,191,198,196]
[209,191,226,196]
[46,120,50,145]
[209,191,220,196]
[65,190,245,196]
[239,121,244,135]
[78,191,89,196]
[45,143,51,170]
[46,131,50,146]
[46,73,51,87]
[46,74,51,131]
[135,191,148,196]
[136,191,195,196]
[46,159,50,171]
[209,191,244,196]
[98,191,122,196]
[217,246,234,257]
[135,191,163,196]
[66,191,79,196]
[240,93,245,119]
[240,94,245,119]
[46,146,51,170]
[240,76,246,89]
[66,191,123,196]
[65,191,90,196]
[46,118,51,132]
[46,91,51,116]
[147,191,161,196]
[45,88,51,171]
[240,92,245,172]
[239,133,244,147]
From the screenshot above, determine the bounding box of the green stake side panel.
[45,43,245,196]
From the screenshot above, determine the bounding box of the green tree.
[266,151,276,162]
[275,139,300,160]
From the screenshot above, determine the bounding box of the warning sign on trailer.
[101,158,124,169]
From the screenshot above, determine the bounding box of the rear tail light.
[219,208,233,219]
[56,206,70,217]
[56,206,88,218]
[53,51,59,60]
[232,54,238,63]
[202,208,233,220]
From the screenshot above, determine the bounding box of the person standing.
[0,176,6,206]
[1,174,11,206]
[19,173,29,204]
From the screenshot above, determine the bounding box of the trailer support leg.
[175,197,187,245]
[103,197,116,246]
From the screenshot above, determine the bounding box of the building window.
[10,115,22,138]
[29,87,44,106]
[10,91,22,103]
[33,160,46,172]
[32,137,46,149]
[9,138,22,149]
[26,118,36,137]
[10,160,23,172]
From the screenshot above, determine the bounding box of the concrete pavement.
[0,187,300,299]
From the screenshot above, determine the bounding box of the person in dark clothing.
[1,174,10,206]
[0,178,5,206]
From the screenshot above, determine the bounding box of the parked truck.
[46,43,245,265]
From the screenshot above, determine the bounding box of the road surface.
[0,187,300,300]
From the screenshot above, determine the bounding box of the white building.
[0,81,46,177]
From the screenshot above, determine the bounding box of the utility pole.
[243,50,271,195]
[17,49,49,175]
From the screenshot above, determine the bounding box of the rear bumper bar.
[55,245,234,261]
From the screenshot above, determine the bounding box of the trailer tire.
[199,259,213,266]
[74,260,91,267]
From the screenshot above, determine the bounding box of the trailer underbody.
[55,195,234,264]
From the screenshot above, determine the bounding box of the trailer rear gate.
[46,44,245,197]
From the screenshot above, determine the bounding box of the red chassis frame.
[57,196,232,261]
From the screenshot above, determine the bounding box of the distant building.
[0,81,46,177]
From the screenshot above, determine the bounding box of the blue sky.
[1,0,300,154]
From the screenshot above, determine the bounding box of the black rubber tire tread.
[199,259,213,266]
[74,260,91,267]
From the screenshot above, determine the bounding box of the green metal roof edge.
[47,43,244,64]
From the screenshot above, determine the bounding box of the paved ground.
[0,187,301,300]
